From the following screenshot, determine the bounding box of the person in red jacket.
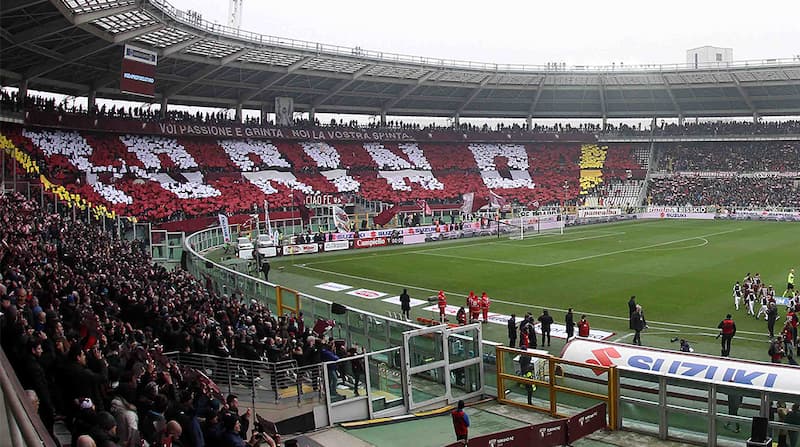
[717,313,737,357]
[578,315,590,337]
[451,400,470,444]
[480,292,491,323]
[437,290,448,323]
[468,291,480,322]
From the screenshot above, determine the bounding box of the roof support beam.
[0,0,47,14]
[527,76,546,116]
[660,74,683,117]
[113,23,166,43]
[1,19,75,51]
[312,64,373,107]
[161,37,204,57]
[73,4,139,25]
[382,71,435,111]
[166,48,249,96]
[456,74,491,114]
[239,56,314,102]
[730,73,759,118]
[24,40,115,80]
[599,76,607,122]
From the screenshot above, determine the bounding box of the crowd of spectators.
[648,176,800,208]
[5,91,800,137]
[651,120,800,136]
[0,191,362,446]
[655,142,800,172]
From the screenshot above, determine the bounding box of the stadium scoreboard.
[120,45,157,97]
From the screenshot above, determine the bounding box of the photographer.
[219,412,276,447]
[768,338,785,363]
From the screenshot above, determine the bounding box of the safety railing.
[0,347,58,447]
[495,346,619,430]
[164,351,324,406]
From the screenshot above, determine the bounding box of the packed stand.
[0,191,367,446]
[647,176,800,207]
[655,141,800,172]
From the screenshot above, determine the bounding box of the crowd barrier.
[444,403,607,447]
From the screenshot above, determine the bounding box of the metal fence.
[163,352,323,407]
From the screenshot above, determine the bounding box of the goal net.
[507,209,565,240]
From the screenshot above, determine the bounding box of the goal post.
[507,208,564,240]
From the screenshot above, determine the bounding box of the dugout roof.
[2,0,800,119]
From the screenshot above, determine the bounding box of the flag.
[416,199,432,216]
[264,200,273,235]
[489,190,507,210]
[291,190,311,224]
[461,193,474,215]
[462,192,489,213]
[373,204,400,226]
[332,205,350,233]
[218,214,231,242]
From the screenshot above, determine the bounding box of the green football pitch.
[262,218,799,363]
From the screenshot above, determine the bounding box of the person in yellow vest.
[783,268,795,297]
[523,366,537,405]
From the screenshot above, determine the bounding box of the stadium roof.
[2,0,800,119]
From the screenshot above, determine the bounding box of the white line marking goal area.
[412,227,741,267]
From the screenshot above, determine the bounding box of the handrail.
[183,227,425,331]
[140,0,800,74]
[0,347,58,447]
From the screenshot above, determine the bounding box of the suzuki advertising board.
[560,339,798,394]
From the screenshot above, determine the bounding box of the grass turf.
[251,219,798,363]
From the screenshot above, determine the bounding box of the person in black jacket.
[507,314,517,347]
[62,344,109,415]
[399,289,411,321]
[565,308,575,340]
[21,338,55,434]
[628,296,637,326]
[630,305,646,346]
[538,310,554,347]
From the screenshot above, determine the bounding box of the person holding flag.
[437,290,448,323]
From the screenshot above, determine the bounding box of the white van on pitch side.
[256,234,274,255]
[236,236,254,259]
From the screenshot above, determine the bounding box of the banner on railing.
[638,212,715,220]
[323,240,350,252]
[578,208,621,218]
[283,243,319,255]
[218,214,231,243]
[560,339,799,394]
[354,237,388,249]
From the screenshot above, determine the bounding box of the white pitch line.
[640,238,709,252]
[303,227,628,266]
[295,259,767,338]
[534,228,741,267]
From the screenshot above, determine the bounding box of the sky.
[170,0,800,67]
